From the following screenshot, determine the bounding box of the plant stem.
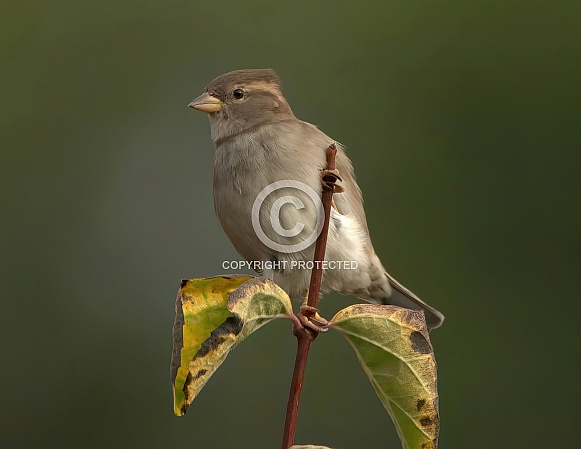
[281,144,338,449]
[305,144,338,310]
[281,324,315,448]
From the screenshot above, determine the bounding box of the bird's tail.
[376,271,444,330]
[361,254,444,329]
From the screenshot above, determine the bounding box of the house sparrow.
[189,69,444,329]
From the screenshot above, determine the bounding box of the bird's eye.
[233,88,244,100]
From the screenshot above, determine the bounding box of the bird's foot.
[298,304,330,333]
[320,168,344,193]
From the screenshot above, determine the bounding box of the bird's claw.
[298,304,330,333]
[320,169,344,193]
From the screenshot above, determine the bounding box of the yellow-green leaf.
[331,304,439,449]
[171,276,293,416]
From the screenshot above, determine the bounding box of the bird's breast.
[212,125,329,265]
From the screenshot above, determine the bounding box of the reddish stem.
[306,144,338,310]
[281,324,315,448]
[281,144,338,449]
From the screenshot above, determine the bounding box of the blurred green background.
[1,1,580,448]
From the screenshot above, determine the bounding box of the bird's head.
[189,69,295,144]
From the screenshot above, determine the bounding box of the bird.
[189,69,444,330]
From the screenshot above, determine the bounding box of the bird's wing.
[299,121,370,238]
[332,143,370,236]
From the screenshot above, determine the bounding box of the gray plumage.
[190,68,444,329]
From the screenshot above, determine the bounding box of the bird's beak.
[188,92,223,113]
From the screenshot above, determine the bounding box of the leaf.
[171,275,294,416]
[170,275,251,416]
[331,304,439,449]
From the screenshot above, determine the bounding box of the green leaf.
[331,304,439,449]
[170,276,294,416]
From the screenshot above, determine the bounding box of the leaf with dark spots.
[331,304,440,448]
[171,276,252,416]
[171,276,293,416]
[170,291,185,386]
[420,417,433,427]
[410,330,432,354]
[193,316,244,360]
